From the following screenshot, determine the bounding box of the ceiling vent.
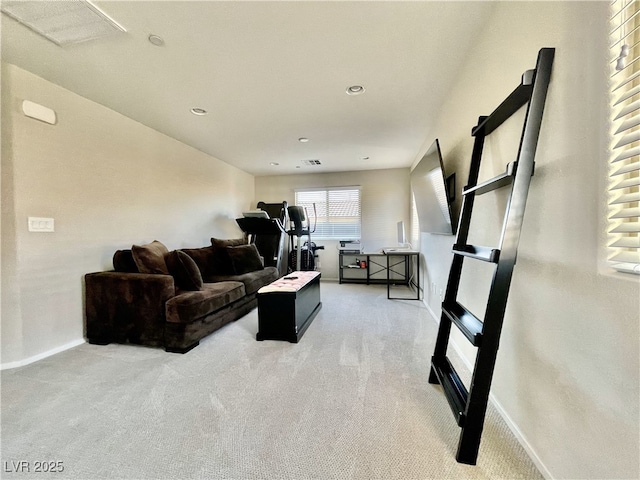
[302,159,322,166]
[1,0,126,46]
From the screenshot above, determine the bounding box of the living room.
[2,1,639,479]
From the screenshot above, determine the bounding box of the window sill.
[610,262,640,275]
[599,264,640,282]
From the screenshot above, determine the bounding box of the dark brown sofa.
[85,238,279,353]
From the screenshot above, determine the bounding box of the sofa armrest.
[84,272,175,347]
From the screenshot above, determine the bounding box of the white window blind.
[294,187,361,240]
[609,0,640,274]
[410,193,420,248]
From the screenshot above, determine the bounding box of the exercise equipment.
[287,205,324,272]
[236,201,288,276]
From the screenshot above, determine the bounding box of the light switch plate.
[28,217,54,232]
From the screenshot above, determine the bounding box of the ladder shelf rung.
[442,302,483,346]
[431,356,468,426]
[463,162,517,196]
[452,244,500,263]
[471,69,534,137]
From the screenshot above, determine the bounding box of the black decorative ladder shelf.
[429,48,554,465]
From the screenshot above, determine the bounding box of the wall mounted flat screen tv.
[410,139,455,235]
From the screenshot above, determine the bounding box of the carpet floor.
[1,282,542,479]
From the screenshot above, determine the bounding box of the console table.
[385,250,420,300]
[339,251,420,300]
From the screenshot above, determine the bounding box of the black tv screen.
[410,139,455,235]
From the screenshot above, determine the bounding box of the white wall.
[1,63,254,367]
[3,3,638,476]
[255,168,410,281]
[418,2,639,479]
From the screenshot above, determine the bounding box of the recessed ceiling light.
[148,34,164,46]
[190,108,207,116]
[361,156,370,160]
[346,85,365,95]
[298,137,309,143]
[270,162,280,166]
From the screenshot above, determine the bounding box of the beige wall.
[417,2,639,479]
[255,168,411,281]
[2,3,638,477]
[1,63,254,366]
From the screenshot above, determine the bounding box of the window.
[410,193,420,248]
[294,187,361,240]
[609,0,640,275]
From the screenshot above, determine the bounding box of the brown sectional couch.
[85,238,279,353]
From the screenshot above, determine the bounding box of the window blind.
[295,187,361,240]
[410,193,420,248]
[609,0,640,274]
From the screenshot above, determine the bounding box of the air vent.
[302,159,322,166]
[1,0,126,46]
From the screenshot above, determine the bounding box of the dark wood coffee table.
[256,271,321,343]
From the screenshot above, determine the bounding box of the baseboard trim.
[485,387,553,479]
[423,305,552,479]
[424,300,440,325]
[1,338,85,371]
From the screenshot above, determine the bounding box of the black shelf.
[442,302,483,346]
[339,252,409,285]
[451,244,500,263]
[463,162,517,196]
[431,356,468,427]
[431,48,555,465]
[471,69,534,137]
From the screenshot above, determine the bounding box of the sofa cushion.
[132,240,170,274]
[165,281,245,324]
[181,246,216,278]
[211,237,247,248]
[207,266,279,295]
[113,249,138,273]
[166,250,203,291]
[227,244,264,275]
[210,237,247,275]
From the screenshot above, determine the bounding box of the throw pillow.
[166,250,203,291]
[181,246,216,279]
[210,237,247,275]
[113,249,138,273]
[131,240,170,274]
[227,244,264,275]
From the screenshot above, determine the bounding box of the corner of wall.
[1,61,24,364]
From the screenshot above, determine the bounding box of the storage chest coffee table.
[256,271,321,343]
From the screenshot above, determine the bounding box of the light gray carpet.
[1,282,542,479]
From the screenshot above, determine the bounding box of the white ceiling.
[1,1,494,176]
